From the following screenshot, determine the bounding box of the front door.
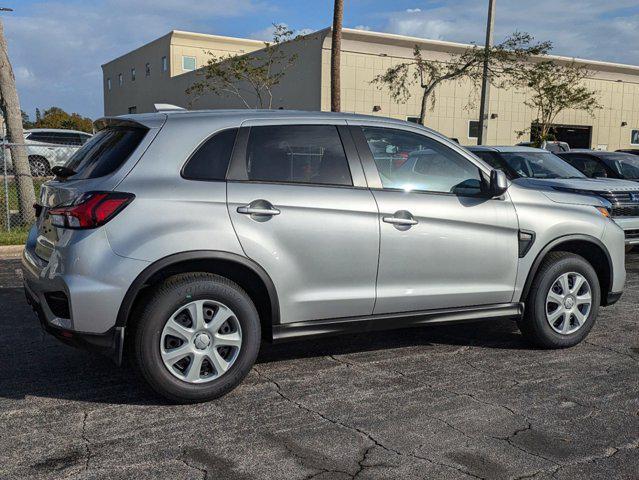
[227,123,379,324]
[352,125,519,314]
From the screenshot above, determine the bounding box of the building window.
[182,55,196,71]
[468,120,480,139]
[131,68,136,81]
[128,106,137,114]
[118,73,123,86]
[107,78,111,91]
[162,56,168,72]
[632,130,639,145]
[145,63,151,77]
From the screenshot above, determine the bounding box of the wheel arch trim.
[520,234,613,303]
[115,250,280,329]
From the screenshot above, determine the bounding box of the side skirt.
[272,302,524,342]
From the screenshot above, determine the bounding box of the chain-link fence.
[1,141,81,244]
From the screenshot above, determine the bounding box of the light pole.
[477,0,495,145]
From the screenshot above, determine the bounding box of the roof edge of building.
[337,27,639,75]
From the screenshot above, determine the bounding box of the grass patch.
[0,226,29,246]
[0,179,46,241]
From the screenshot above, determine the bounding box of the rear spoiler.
[93,115,166,132]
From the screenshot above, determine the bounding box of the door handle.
[382,216,418,226]
[237,206,281,216]
[382,210,418,230]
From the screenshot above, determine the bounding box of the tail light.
[49,191,134,229]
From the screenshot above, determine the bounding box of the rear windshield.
[64,126,147,179]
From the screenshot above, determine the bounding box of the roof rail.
[154,103,185,112]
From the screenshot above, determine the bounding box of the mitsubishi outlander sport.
[22,110,626,403]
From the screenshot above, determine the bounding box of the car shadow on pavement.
[256,317,529,364]
[0,284,530,406]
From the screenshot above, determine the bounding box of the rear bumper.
[24,281,124,364]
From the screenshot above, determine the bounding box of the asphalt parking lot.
[1,252,637,480]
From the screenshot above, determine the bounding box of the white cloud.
[4,0,271,119]
[249,24,314,41]
[353,25,372,31]
[376,1,639,66]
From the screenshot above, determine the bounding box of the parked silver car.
[468,146,639,248]
[1,128,92,176]
[22,111,626,403]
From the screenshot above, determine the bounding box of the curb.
[0,245,24,258]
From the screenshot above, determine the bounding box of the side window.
[561,154,607,178]
[182,128,238,181]
[361,127,483,196]
[245,125,352,186]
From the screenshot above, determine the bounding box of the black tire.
[134,273,261,403]
[28,156,51,177]
[518,251,600,349]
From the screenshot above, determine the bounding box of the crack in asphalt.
[583,340,639,363]
[254,366,485,479]
[80,411,91,472]
[179,456,208,480]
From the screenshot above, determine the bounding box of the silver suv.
[22,111,626,403]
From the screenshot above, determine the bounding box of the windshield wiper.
[51,166,77,179]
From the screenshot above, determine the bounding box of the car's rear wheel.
[134,273,260,403]
[518,252,600,348]
[28,156,50,177]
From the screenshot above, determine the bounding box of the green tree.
[33,107,93,132]
[371,32,551,126]
[514,61,601,143]
[21,109,34,129]
[186,24,300,109]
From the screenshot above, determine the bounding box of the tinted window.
[65,126,147,179]
[483,151,585,180]
[28,132,83,145]
[598,153,639,179]
[558,154,609,178]
[362,127,482,195]
[245,125,352,186]
[182,129,238,181]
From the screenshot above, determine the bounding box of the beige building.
[102,28,639,150]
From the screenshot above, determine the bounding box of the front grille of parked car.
[597,191,639,217]
[625,230,639,241]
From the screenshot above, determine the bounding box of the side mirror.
[489,169,508,197]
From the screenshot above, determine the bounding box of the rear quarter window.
[182,128,238,181]
[65,126,148,179]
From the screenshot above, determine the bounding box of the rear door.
[226,121,379,324]
[352,124,519,314]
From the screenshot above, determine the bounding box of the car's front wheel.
[134,273,261,403]
[518,252,600,348]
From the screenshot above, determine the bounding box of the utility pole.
[477,0,495,145]
[330,0,343,112]
[0,7,36,224]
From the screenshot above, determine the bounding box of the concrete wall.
[320,29,639,150]
[102,27,639,150]
[102,31,264,116]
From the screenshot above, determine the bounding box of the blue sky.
[3,0,639,119]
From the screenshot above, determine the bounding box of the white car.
[1,128,92,176]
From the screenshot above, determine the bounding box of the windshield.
[598,153,639,179]
[495,151,585,179]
